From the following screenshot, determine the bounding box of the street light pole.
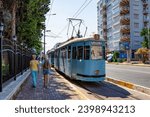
[43,13,56,55]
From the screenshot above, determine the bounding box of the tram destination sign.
[91,42,102,46]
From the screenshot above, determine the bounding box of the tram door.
[71,46,77,79]
[67,46,72,77]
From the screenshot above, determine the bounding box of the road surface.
[106,64,150,88]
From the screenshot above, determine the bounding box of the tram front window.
[91,46,103,60]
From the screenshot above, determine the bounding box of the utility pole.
[43,13,56,55]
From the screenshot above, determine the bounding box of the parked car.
[106,54,113,62]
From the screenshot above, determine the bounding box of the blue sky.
[44,0,98,51]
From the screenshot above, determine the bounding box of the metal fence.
[0,38,32,92]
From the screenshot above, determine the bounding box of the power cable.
[72,0,88,18]
[56,0,93,38]
[74,0,93,18]
[46,0,55,27]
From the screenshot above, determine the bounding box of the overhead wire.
[72,0,88,18]
[46,0,55,27]
[55,0,93,38]
[74,0,93,18]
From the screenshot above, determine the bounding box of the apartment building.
[97,0,150,58]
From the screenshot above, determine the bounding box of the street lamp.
[0,22,4,92]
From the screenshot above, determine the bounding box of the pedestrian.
[42,57,51,88]
[30,54,39,88]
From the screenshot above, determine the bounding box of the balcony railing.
[120,6,129,15]
[120,25,130,33]
[143,1,148,7]
[120,35,130,42]
[103,25,107,29]
[143,9,148,15]
[120,15,130,25]
[143,17,149,23]
[120,0,129,6]
[103,5,106,10]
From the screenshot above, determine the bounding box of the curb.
[106,62,150,67]
[0,70,31,100]
[106,77,150,95]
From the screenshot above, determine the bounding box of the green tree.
[113,51,119,62]
[140,28,150,48]
[17,0,50,54]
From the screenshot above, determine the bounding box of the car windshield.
[91,46,103,60]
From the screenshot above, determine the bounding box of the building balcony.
[120,15,130,25]
[103,12,107,17]
[143,17,149,23]
[103,25,107,29]
[103,20,107,25]
[103,5,106,10]
[103,28,107,31]
[143,1,148,7]
[102,17,107,22]
[103,36,107,40]
[103,33,107,37]
[120,6,129,15]
[143,9,148,15]
[103,31,107,35]
[120,35,130,42]
[120,0,129,6]
[120,25,130,34]
[144,24,148,28]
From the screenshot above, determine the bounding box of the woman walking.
[42,57,51,88]
[30,54,39,88]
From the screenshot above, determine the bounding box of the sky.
[44,0,99,51]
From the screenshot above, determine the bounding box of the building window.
[134,31,140,37]
[134,23,139,28]
[134,14,139,19]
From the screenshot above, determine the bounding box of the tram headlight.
[95,70,100,75]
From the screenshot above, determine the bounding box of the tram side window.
[72,47,76,59]
[91,46,103,60]
[68,46,71,59]
[84,46,90,60]
[64,47,67,59]
[77,46,83,60]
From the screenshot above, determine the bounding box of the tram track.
[74,81,142,100]
[54,69,150,100]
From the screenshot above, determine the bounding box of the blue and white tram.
[49,35,106,82]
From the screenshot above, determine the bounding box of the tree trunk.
[11,1,16,40]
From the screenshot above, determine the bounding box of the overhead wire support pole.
[84,27,88,37]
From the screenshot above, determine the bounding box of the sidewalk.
[14,69,87,100]
[0,70,30,100]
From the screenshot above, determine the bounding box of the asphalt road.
[106,64,150,88]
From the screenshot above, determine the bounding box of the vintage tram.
[47,35,106,82]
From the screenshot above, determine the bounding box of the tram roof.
[56,37,104,49]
